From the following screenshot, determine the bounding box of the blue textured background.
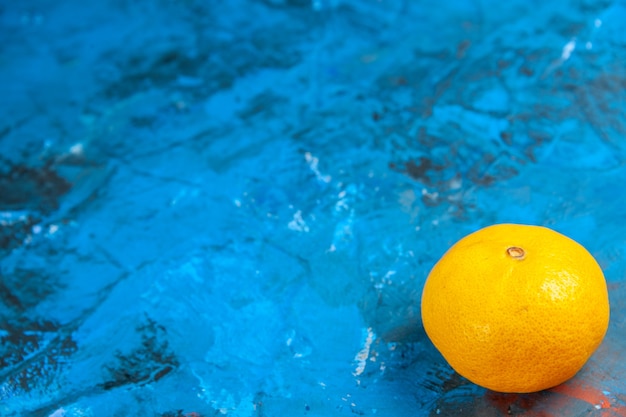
[1,1,626,416]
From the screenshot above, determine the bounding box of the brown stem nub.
[507,246,525,259]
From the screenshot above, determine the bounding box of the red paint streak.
[552,383,610,409]
[550,382,626,417]
[484,382,626,417]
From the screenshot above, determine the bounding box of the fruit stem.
[507,246,525,260]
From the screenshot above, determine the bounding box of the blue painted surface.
[1,1,626,416]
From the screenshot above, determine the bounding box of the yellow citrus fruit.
[420,223,610,393]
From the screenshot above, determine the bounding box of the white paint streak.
[288,210,309,232]
[305,152,331,183]
[561,39,576,60]
[353,327,376,376]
